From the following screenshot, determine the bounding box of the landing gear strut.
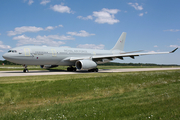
[23,65,29,73]
[67,66,77,72]
[88,68,98,72]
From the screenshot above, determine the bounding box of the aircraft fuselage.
[3,46,116,66]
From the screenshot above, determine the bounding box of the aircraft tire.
[88,68,98,72]
[23,69,26,73]
[67,67,76,71]
[67,67,71,71]
[73,68,77,71]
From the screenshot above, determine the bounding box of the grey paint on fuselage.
[3,46,114,65]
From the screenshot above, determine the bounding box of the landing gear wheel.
[23,69,26,73]
[67,66,76,72]
[73,67,77,71]
[23,65,29,73]
[23,69,29,73]
[88,68,98,72]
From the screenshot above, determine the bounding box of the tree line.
[0,60,20,65]
[98,62,179,66]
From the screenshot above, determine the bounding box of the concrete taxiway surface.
[0,67,180,77]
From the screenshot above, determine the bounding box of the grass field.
[0,70,180,119]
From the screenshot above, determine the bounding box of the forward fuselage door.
[24,48,31,56]
[51,49,57,57]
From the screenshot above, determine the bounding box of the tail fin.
[111,32,126,51]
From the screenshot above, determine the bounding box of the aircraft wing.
[65,48,178,61]
[93,48,178,60]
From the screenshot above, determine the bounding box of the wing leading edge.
[66,48,178,62]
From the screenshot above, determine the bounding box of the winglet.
[170,47,178,53]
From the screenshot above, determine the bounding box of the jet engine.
[75,60,97,70]
[40,65,58,69]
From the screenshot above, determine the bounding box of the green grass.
[0,71,180,119]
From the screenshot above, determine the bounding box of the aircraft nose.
[2,53,10,60]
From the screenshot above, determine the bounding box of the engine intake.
[75,60,97,70]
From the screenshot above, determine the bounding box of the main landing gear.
[67,66,98,72]
[23,65,29,73]
[67,66,77,72]
[88,68,98,72]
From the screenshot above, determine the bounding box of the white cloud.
[0,33,1,35]
[147,51,156,53]
[93,8,120,24]
[58,25,63,27]
[28,0,34,5]
[67,30,95,37]
[77,44,104,50]
[45,26,55,30]
[164,29,180,32]
[13,34,74,46]
[139,12,148,17]
[7,25,63,36]
[78,8,120,24]
[170,45,180,48]
[40,0,50,5]
[50,4,73,13]
[45,24,63,30]
[7,26,43,36]
[47,35,74,40]
[60,46,71,48]
[128,3,143,10]
[139,13,144,16]
[77,15,93,20]
[102,8,120,14]
[0,41,11,50]
[154,45,158,47]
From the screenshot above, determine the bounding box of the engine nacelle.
[40,65,58,69]
[75,60,97,70]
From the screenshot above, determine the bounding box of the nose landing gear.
[23,65,29,73]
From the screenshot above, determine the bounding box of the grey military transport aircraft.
[2,32,178,72]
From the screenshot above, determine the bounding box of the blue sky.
[0,0,180,64]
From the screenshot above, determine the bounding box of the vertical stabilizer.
[111,32,126,51]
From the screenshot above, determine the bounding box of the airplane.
[2,32,178,73]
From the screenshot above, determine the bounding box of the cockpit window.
[8,50,17,53]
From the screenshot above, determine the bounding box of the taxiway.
[0,67,180,77]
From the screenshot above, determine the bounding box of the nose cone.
[2,53,8,60]
[2,53,11,61]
